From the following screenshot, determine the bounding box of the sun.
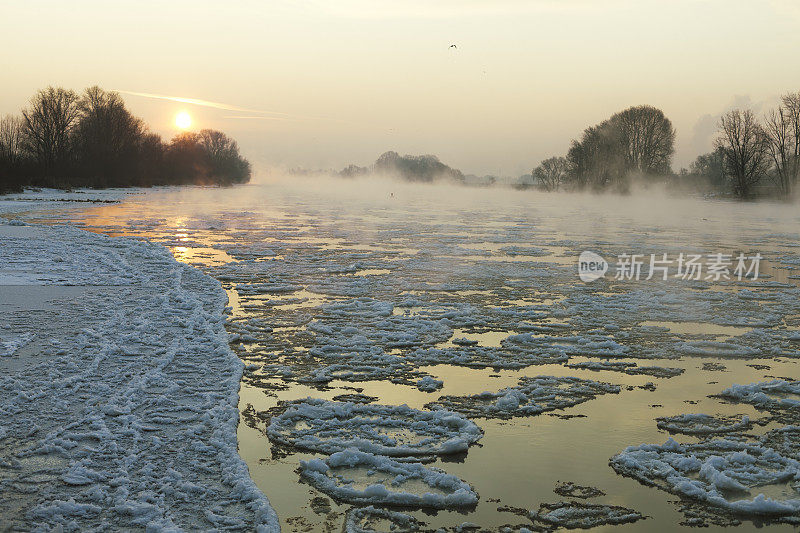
[175,111,192,130]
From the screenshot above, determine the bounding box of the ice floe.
[267,398,483,456]
[610,436,800,517]
[344,505,422,532]
[299,449,478,509]
[530,501,646,528]
[655,413,753,436]
[425,376,619,419]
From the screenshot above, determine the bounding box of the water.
[26,180,800,531]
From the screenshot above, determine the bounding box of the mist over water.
[39,181,800,531]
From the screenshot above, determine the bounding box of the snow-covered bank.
[0,217,278,530]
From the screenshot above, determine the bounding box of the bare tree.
[73,86,144,186]
[21,87,80,176]
[611,105,676,175]
[715,110,770,198]
[763,92,800,197]
[764,107,795,197]
[198,129,238,161]
[565,105,675,191]
[533,156,568,191]
[690,147,726,190]
[0,115,24,165]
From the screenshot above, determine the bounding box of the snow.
[0,219,277,531]
[425,375,619,419]
[298,449,478,509]
[530,501,646,528]
[416,375,444,392]
[566,360,684,378]
[267,398,483,456]
[719,380,800,414]
[611,433,800,517]
[656,413,753,436]
[343,505,422,532]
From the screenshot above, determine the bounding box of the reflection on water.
[34,182,800,532]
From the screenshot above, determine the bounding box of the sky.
[2,0,800,178]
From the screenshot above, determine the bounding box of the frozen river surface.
[5,180,800,532]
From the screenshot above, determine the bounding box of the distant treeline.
[0,86,251,194]
[339,151,465,183]
[326,95,800,200]
[526,96,800,199]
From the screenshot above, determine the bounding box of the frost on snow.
[344,505,422,533]
[610,434,800,517]
[530,501,646,529]
[655,413,753,436]
[566,360,684,378]
[425,376,619,419]
[718,380,800,422]
[611,379,800,522]
[267,398,483,456]
[298,449,478,509]
[0,223,277,531]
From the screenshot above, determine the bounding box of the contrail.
[116,90,292,118]
[117,89,358,125]
[222,115,291,120]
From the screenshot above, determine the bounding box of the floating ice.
[344,505,422,532]
[530,501,646,528]
[719,380,800,418]
[425,376,619,419]
[656,413,752,436]
[566,360,684,378]
[416,376,444,392]
[299,449,478,509]
[610,435,800,516]
[267,399,483,456]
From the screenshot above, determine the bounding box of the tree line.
[338,151,464,183]
[0,86,251,194]
[529,94,800,199]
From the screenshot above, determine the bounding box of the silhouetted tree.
[0,85,253,192]
[134,132,166,187]
[197,129,250,184]
[0,115,24,166]
[564,105,675,192]
[374,151,464,182]
[533,156,568,191]
[611,105,675,175]
[339,164,369,178]
[715,109,770,198]
[73,87,146,187]
[566,122,627,191]
[0,115,27,193]
[21,86,80,182]
[690,147,727,190]
[763,92,800,197]
[165,132,209,184]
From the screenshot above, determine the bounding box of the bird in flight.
[449,44,457,49]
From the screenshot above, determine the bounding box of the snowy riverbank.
[0,192,278,531]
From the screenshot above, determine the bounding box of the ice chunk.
[425,376,619,419]
[530,501,646,528]
[267,398,483,456]
[656,414,752,436]
[610,435,800,516]
[299,449,478,509]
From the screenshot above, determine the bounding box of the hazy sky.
[2,0,799,177]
